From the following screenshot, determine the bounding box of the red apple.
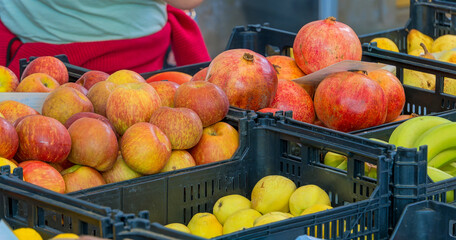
[174,81,229,127]
[149,80,180,107]
[191,67,208,81]
[190,122,239,165]
[0,117,18,159]
[293,17,362,74]
[15,73,60,92]
[257,108,281,116]
[160,150,196,172]
[21,56,69,85]
[146,71,192,85]
[0,66,19,92]
[64,112,117,137]
[270,79,315,123]
[19,160,65,193]
[75,70,110,90]
[367,69,406,123]
[86,81,117,117]
[101,153,142,184]
[42,86,94,124]
[149,107,203,150]
[61,165,106,193]
[206,49,278,111]
[15,115,71,163]
[49,158,74,173]
[12,115,35,128]
[67,118,118,171]
[61,82,88,95]
[314,71,387,132]
[120,122,172,175]
[0,100,39,125]
[106,83,161,135]
[106,69,145,85]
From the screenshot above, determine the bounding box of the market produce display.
[0,57,240,194]
[164,175,332,238]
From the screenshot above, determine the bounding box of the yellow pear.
[187,212,222,238]
[370,37,399,52]
[50,233,79,239]
[253,212,293,227]
[222,208,262,234]
[13,228,43,240]
[323,152,347,168]
[431,34,456,53]
[289,185,331,216]
[213,194,251,225]
[438,50,456,63]
[164,223,191,234]
[444,78,456,96]
[300,204,333,215]
[408,48,424,56]
[251,175,296,214]
[407,29,433,54]
[403,69,435,90]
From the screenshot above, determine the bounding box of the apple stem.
[243,53,254,62]
[272,64,281,74]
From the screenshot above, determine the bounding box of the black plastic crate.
[359,0,456,52]
[356,110,456,229]
[67,107,253,222]
[390,200,456,240]
[91,115,393,240]
[0,166,135,239]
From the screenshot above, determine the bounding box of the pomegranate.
[293,17,362,74]
[270,79,315,123]
[206,49,278,111]
[314,71,387,132]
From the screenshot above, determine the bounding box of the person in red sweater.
[0,0,210,77]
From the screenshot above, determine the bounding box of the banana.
[428,147,456,168]
[413,122,456,160]
[427,166,454,203]
[440,162,456,176]
[324,152,347,168]
[388,116,451,148]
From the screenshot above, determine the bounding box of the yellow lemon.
[289,185,331,216]
[253,211,293,227]
[187,212,222,238]
[51,233,79,239]
[13,228,43,240]
[213,194,251,225]
[223,208,262,234]
[251,175,296,214]
[164,223,191,233]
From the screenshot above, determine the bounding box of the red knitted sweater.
[0,5,210,77]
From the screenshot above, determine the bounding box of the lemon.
[51,233,79,239]
[289,184,331,216]
[187,212,222,238]
[251,175,296,214]
[223,208,262,234]
[13,228,43,240]
[213,194,251,225]
[164,223,191,233]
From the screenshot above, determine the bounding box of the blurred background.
[194,0,410,58]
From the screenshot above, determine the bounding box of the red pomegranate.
[293,17,362,75]
[314,71,387,132]
[270,79,315,123]
[206,49,278,111]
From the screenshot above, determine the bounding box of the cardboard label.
[0,93,49,114]
[292,60,387,85]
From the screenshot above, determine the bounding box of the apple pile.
[0,58,240,194]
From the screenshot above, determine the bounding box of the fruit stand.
[3,1,456,240]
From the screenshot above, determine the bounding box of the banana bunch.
[389,115,456,202]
